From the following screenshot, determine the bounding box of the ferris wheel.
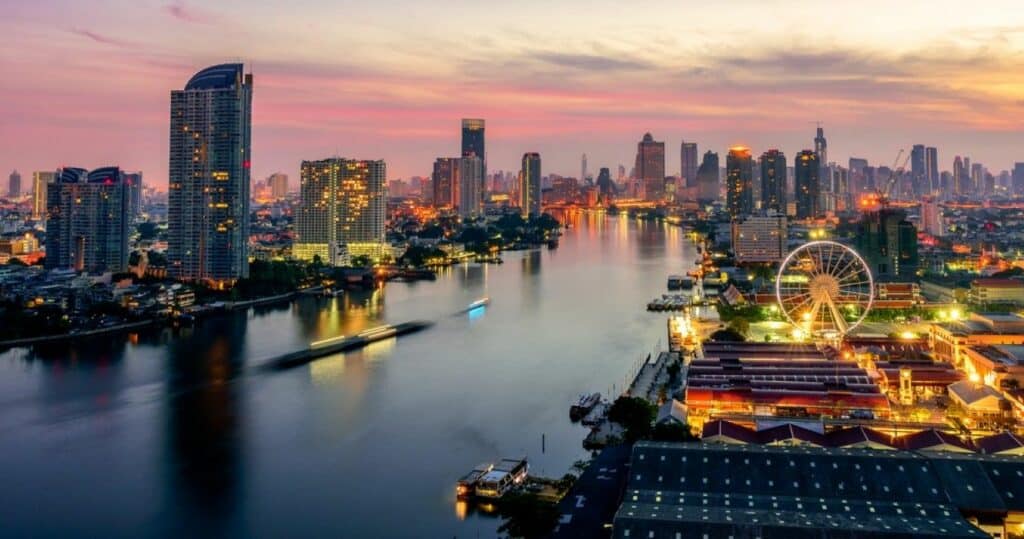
[776,241,874,338]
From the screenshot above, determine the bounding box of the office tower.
[795,150,820,219]
[596,167,614,199]
[759,149,786,213]
[696,151,719,202]
[952,156,966,196]
[725,147,754,218]
[458,155,484,217]
[461,118,485,159]
[431,158,459,208]
[581,153,587,183]
[268,172,288,199]
[8,170,21,198]
[940,171,953,197]
[122,171,143,219]
[925,147,938,195]
[634,133,666,201]
[848,158,868,194]
[520,153,542,217]
[45,167,130,273]
[168,63,253,286]
[681,142,698,188]
[1014,163,1024,196]
[31,171,56,220]
[814,126,827,181]
[971,163,984,195]
[921,197,944,237]
[910,145,926,196]
[295,158,386,265]
[855,208,918,280]
[731,213,787,263]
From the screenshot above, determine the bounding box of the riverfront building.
[459,156,484,217]
[725,147,753,218]
[731,212,786,263]
[295,158,387,265]
[635,133,665,202]
[45,167,130,273]
[167,63,253,286]
[431,157,459,209]
[520,152,541,217]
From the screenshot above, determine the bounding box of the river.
[0,212,697,538]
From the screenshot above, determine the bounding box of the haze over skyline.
[3,0,1024,187]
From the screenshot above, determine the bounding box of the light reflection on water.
[0,213,696,538]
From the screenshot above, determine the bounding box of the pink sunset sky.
[2,0,1024,188]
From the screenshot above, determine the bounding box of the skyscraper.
[31,171,55,220]
[45,167,130,273]
[726,147,754,218]
[855,208,918,280]
[1013,163,1024,196]
[952,156,966,196]
[814,126,827,181]
[168,63,253,286]
[521,153,542,217]
[681,142,698,188]
[295,158,386,265]
[8,170,21,198]
[122,171,143,219]
[581,153,587,183]
[458,155,484,217]
[432,158,459,208]
[925,147,938,195]
[848,158,868,194]
[910,145,926,196]
[795,150,820,219]
[759,149,786,213]
[461,118,485,159]
[268,172,289,199]
[696,151,719,202]
[596,167,615,199]
[634,133,666,201]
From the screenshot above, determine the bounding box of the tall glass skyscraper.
[795,150,820,219]
[295,158,387,265]
[680,142,698,188]
[168,63,252,286]
[759,149,786,214]
[520,152,541,217]
[726,147,753,218]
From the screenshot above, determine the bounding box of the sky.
[2,0,1024,189]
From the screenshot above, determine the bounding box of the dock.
[263,321,433,371]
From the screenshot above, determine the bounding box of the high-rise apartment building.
[921,197,944,237]
[953,156,966,196]
[925,147,938,195]
[1013,163,1024,196]
[795,150,820,219]
[635,133,666,202]
[458,155,484,217]
[597,167,615,199]
[521,153,541,217]
[681,142,698,188]
[32,171,56,220]
[432,158,459,208]
[759,149,786,213]
[122,171,143,219]
[910,145,927,196]
[45,167,130,273]
[696,151,719,202]
[168,63,253,286]
[8,170,21,198]
[268,172,288,199]
[295,158,386,265]
[726,147,754,218]
[855,208,918,280]
[580,153,588,183]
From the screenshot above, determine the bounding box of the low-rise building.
[969,278,1024,305]
[929,312,1024,367]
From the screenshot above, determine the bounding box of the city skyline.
[3,1,1024,186]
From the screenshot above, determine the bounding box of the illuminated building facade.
[520,152,541,217]
[635,133,665,201]
[458,155,483,217]
[725,147,753,218]
[45,167,130,273]
[168,63,252,285]
[794,150,819,219]
[759,149,786,213]
[295,158,386,264]
[31,171,55,220]
[731,212,786,263]
[461,118,485,198]
[431,157,459,209]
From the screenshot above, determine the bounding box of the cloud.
[528,52,654,72]
[163,2,217,24]
[69,28,133,47]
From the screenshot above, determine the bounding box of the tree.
[350,255,372,268]
[651,422,699,442]
[727,319,750,336]
[608,396,656,441]
[709,327,746,342]
[6,257,26,266]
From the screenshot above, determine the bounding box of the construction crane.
[860,149,911,212]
